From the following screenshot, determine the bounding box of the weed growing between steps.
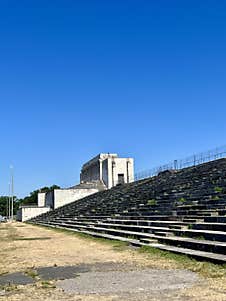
[214,186,223,193]
[147,199,156,205]
[139,246,226,278]
[188,224,194,229]
[178,197,186,203]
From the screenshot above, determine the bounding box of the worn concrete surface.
[57,269,198,295]
[0,272,34,286]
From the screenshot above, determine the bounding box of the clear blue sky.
[0,1,226,198]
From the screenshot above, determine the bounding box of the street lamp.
[10,165,14,221]
[8,182,11,220]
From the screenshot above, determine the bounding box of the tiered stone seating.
[29,158,226,263]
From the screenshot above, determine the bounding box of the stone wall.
[37,193,46,207]
[45,191,54,208]
[53,188,99,209]
[18,188,99,222]
[17,206,51,222]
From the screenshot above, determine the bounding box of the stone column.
[99,159,103,181]
[127,160,130,183]
[112,159,116,187]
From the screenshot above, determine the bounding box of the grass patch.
[1,229,18,241]
[147,199,156,206]
[195,235,206,240]
[139,246,226,278]
[178,197,186,203]
[25,269,38,279]
[70,230,130,249]
[39,280,56,289]
[31,223,129,250]
[15,237,51,241]
[0,284,19,292]
[214,186,223,193]
[0,246,18,253]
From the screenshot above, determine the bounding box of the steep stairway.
[28,158,226,263]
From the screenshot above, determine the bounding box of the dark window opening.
[118,174,125,184]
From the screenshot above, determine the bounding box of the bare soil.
[0,222,225,301]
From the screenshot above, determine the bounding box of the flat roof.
[81,153,118,170]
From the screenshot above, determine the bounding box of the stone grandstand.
[28,158,226,263]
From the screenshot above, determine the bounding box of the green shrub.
[212,196,220,201]
[178,197,186,203]
[147,199,156,206]
[214,187,223,193]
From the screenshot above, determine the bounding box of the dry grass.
[139,246,226,278]
[0,222,225,301]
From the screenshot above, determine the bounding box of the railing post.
[134,145,226,181]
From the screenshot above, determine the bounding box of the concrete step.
[33,221,226,263]
[168,225,188,230]
[182,218,204,223]
[42,220,226,255]
[204,216,226,223]
[139,238,158,244]
[155,234,226,255]
[154,231,174,237]
[51,219,226,242]
[192,222,226,232]
[147,243,226,263]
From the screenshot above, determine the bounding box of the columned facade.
[80,153,134,189]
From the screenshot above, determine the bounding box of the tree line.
[0,185,60,217]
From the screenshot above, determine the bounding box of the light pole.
[8,182,11,220]
[10,165,14,221]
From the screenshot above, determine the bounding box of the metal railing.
[135,145,226,181]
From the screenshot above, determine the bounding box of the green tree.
[0,196,9,216]
[0,185,61,216]
[18,185,61,205]
[0,196,19,216]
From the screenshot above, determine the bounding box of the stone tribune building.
[17,153,134,221]
[80,153,134,188]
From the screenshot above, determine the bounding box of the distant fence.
[134,145,226,181]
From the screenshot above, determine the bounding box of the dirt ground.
[0,222,225,301]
